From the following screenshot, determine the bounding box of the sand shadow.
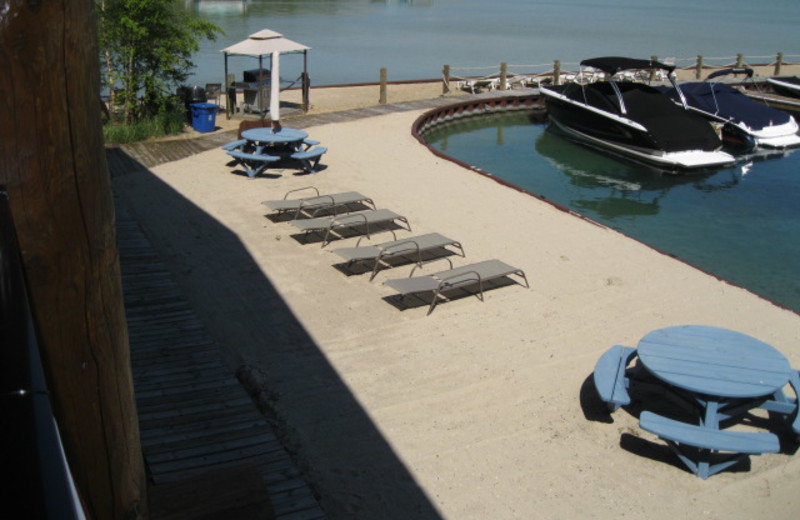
[382,276,522,312]
[109,149,443,519]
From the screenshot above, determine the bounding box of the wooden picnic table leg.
[697,401,720,479]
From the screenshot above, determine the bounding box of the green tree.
[98,0,222,124]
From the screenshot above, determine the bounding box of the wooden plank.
[112,145,325,518]
[147,464,275,520]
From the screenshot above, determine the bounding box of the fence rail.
[442,52,800,93]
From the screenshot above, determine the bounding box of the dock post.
[775,52,783,76]
[379,68,387,105]
[695,55,704,79]
[443,64,451,94]
[553,60,561,86]
[736,53,744,68]
[500,62,508,90]
[650,55,658,82]
[226,73,236,119]
[301,72,310,113]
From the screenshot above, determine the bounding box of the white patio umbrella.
[269,51,280,129]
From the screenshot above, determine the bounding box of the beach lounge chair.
[384,259,529,315]
[262,187,375,219]
[332,232,465,281]
[289,209,411,247]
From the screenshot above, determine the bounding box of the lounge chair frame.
[263,187,375,219]
[290,209,411,248]
[334,233,465,281]
[385,259,529,315]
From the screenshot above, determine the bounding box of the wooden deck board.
[113,188,324,518]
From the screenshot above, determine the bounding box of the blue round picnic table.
[637,325,792,399]
[241,127,308,146]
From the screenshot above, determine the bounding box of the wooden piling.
[650,55,659,82]
[301,72,310,112]
[775,52,784,76]
[379,68,387,105]
[736,53,744,68]
[696,55,704,79]
[553,60,561,86]
[1,1,146,517]
[443,64,451,94]
[500,62,508,90]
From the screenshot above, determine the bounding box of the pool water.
[424,112,800,313]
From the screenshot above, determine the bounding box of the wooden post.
[696,55,704,79]
[379,68,387,105]
[226,73,236,119]
[775,52,784,76]
[553,60,561,86]
[0,2,146,519]
[302,71,310,112]
[443,64,451,94]
[650,55,659,82]
[736,53,744,68]
[500,62,508,90]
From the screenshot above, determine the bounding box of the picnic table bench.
[640,411,780,479]
[226,150,281,178]
[592,345,636,412]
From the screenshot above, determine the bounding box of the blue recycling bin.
[190,102,218,133]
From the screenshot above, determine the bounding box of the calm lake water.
[424,112,800,313]
[184,0,800,87]
[182,0,800,313]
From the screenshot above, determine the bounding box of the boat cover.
[619,85,721,151]
[660,83,792,130]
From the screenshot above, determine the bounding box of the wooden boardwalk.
[113,175,325,519]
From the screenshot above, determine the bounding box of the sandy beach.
[114,82,800,519]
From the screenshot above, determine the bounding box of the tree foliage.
[97,0,222,123]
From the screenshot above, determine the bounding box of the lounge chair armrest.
[438,269,481,289]
[408,255,457,277]
[283,186,320,200]
[381,239,422,256]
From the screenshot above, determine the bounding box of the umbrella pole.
[270,51,281,131]
[224,53,230,119]
[258,55,265,120]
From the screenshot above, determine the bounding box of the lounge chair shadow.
[331,248,463,278]
[264,202,375,223]
[291,222,409,246]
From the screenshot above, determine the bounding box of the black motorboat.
[766,75,800,98]
[540,57,735,170]
[658,68,800,150]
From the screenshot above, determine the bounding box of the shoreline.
[175,62,800,141]
[115,85,800,519]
